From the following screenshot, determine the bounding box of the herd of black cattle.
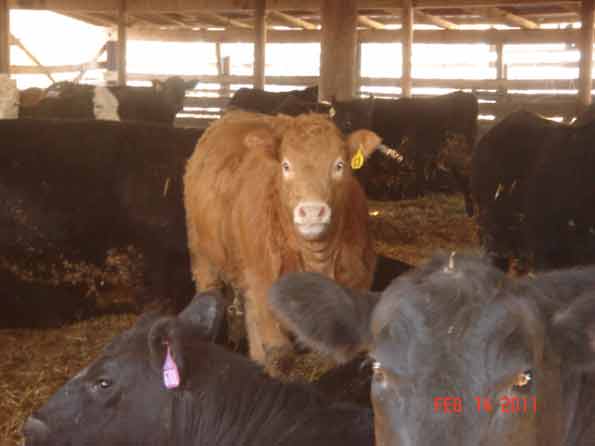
[3,81,595,445]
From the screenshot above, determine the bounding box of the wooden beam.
[117,0,127,85]
[65,12,116,27]
[74,41,108,82]
[7,0,581,12]
[357,15,385,29]
[401,0,413,98]
[126,27,580,45]
[320,0,358,101]
[469,7,539,29]
[355,39,362,94]
[11,62,107,74]
[254,0,266,89]
[494,41,507,94]
[579,0,594,107]
[415,10,458,29]
[0,0,8,74]
[215,41,223,75]
[196,11,252,29]
[269,10,316,29]
[11,33,56,82]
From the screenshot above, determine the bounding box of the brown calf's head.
[244,113,381,241]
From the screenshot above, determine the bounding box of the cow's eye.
[95,378,112,390]
[281,160,291,174]
[512,370,533,392]
[372,361,386,382]
[335,160,345,173]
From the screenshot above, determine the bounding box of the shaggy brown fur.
[184,111,381,364]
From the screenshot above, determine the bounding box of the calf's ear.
[148,318,188,389]
[550,291,595,370]
[178,290,225,342]
[347,129,382,160]
[269,272,380,363]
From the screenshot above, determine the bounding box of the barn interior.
[1,0,594,444]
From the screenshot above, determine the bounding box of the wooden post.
[495,42,508,95]
[254,0,267,90]
[0,0,9,74]
[401,0,414,98]
[117,0,127,86]
[320,0,358,101]
[355,39,362,97]
[578,0,594,109]
[215,42,223,76]
[222,56,231,98]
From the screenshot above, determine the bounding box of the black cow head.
[269,254,595,446]
[152,76,198,114]
[23,290,224,446]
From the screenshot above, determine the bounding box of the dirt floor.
[0,193,479,445]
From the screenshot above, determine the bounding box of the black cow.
[19,76,198,125]
[0,119,202,327]
[269,253,595,446]
[226,85,319,115]
[273,94,332,116]
[472,110,595,271]
[23,291,374,446]
[332,91,478,215]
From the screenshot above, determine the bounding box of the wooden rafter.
[195,11,252,29]
[269,10,317,29]
[357,15,385,29]
[10,34,56,82]
[6,0,582,12]
[65,12,115,27]
[415,10,459,29]
[469,6,539,29]
[73,41,108,82]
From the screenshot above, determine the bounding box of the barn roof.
[8,0,583,32]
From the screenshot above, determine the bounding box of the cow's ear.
[347,129,382,160]
[550,292,595,370]
[148,318,188,389]
[178,290,225,342]
[243,127,278,158]
[269,272,380,363]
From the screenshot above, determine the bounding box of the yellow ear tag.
[329,107,336,118]
[351,145,365,170]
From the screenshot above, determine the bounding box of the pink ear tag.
[162,344,180,389]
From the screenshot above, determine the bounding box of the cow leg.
[244,281,292,366]
[450,167,474,217]
[190,253,223,292]
[413,149,430,198]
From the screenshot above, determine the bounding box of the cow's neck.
[295,216,345,278]
[298,238,339,277]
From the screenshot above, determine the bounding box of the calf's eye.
[281,160,291,174]
[95,379,112,390]
[335,160,345,173]
[372,361,386,381]
[512,370,533,391]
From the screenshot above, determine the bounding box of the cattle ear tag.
[351,145,365,170]
[162,343,180,389]
[329,107,336,118]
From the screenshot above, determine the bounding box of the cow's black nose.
[22,417,50,444]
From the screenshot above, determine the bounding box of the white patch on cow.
[293,201,332,239]
[0,75,18,119]
[93,86,120,121]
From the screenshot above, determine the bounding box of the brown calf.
[184,111,381,364]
